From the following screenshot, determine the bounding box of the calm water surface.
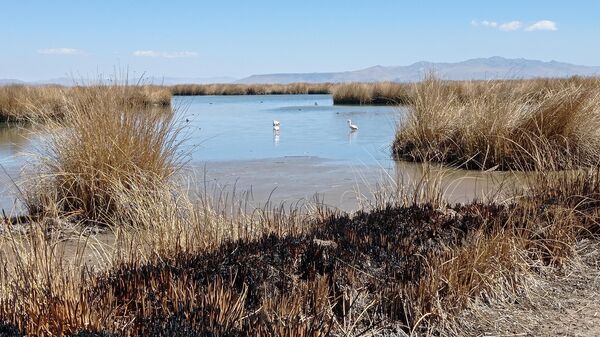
[176,94,400,164]
[0,95,514,212]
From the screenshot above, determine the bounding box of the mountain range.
[236,57,600,84]
[2,57,599,85]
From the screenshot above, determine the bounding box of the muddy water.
[188,157,520,212]
[0,94,519,214]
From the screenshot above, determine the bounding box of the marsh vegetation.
[393,76,600,170]
[0,84,171,122]
[170,82,413,106]
[0,76,599,336]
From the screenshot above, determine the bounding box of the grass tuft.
[21,83,182,225]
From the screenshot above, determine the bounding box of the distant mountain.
[236,57,600,84]
[4,57,600,86]
[0,79,26,85]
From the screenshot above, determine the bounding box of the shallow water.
[176,94,401,164]
[0,95,518,213]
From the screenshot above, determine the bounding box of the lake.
[0,94,514,213]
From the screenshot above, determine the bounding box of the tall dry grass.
[393,76,600,170]
[332,82,413,105]
[21,83,182,225]
[0,85,66,122]
[171,82,332,96]
[171,82,414,107]
[0,84,171,123]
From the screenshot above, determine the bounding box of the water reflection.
[0,124,34,158]
[347,130,357,144]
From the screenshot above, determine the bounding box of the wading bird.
[347,119,358,131]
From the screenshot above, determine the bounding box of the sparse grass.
[393,76,600,170]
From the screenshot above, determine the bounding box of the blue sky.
[2,0,599,81]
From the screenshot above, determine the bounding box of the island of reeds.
[393,76,600,170]
[0,76,599,336]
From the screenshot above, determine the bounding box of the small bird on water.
[347,119,358,131]
[273,120,280,126]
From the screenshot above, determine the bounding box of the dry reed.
[20,83,182,225]
[393,76,600,170]
[0,84,171,123]
[332,82,413,105]
[170,83,332,96]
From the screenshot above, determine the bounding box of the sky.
[2,0,599,81]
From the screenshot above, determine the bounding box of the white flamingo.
[273,120,280,126]
[347,119,358,131]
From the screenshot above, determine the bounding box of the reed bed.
[332,82,414,105]
[170,83,332,96]
[0,84,171,122]
[0,85,66,122]
[171,82,415,106]
[393,76,600,170]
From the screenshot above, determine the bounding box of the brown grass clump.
[21,83,183,225]
[332,82,413,105]
[393,76,600,170]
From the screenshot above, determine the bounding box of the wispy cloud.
[132,50,199,58]
[37,48,85,55]
[525,20,558,31]
[472,20,498,28]
[472,19,557,32]
[499,21,522,31]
